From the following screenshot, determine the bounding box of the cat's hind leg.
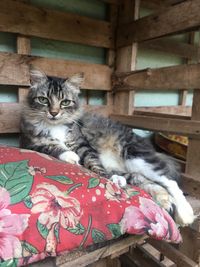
[125,158,195,226]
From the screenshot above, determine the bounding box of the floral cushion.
[0,145,181,266]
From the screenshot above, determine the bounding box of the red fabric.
[0,146,181,266]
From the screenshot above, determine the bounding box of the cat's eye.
[38,96,49,105]
[61,99,71,107]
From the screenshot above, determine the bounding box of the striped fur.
[20,70,195,225]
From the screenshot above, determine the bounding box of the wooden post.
[114,0,140,115]
[17,35,31,103]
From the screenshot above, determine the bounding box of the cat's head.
[27,68,84,125]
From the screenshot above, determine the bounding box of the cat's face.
[27,69,84,125]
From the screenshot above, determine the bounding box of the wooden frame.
[1,0,200,266]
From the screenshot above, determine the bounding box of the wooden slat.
[117,0,200,47]
[186,91,200,179]
[135,106,191,116]
[0,0,113,49]
[134,110,190,120]
[141,0,186,9]
[101,0,121,4]
[113,63,200,90]
[148,239,198,267]
[0,52,112,90]
[17,35,31,103]
[114,0,140,115]
[56,236,145,267]
[141,38,200,60]
[0,103,111,133]
[110,114,200,136]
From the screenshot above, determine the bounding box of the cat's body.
[20,69,195,226]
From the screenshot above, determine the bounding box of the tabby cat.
[20,68,195,226]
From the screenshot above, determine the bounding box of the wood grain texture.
[141,38,200,60]
[0,52,112,90]
[0,0,113,48]
[114,63,200,90]
[135,106,191,116]
[148,239,198,267]
[56,236,145,267]
[117,0,200,46]
[110,114,200,136]
[114,0,140,115]
[186,91,200,179]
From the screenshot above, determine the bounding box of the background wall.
[0,0,194,146]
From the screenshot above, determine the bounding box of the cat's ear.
[66,73,84,89]
[29,67,47,87]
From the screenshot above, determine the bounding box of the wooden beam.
[148,239,198,267]
[113,64,200,90]
[0,0,113,48]
[117,0,200,47]
[110,114,200,136]
[0,103,112,134]
[0,52,112,90]
[56,236,145,267]
[114,0,140,115]
[135,106,191,116]
[140,39,200,60]
[141,0,186,10]
[186,91,200,178]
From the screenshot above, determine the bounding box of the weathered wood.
[110,114,200,136]
[141,0,186,9]
[0,103,112,134]
[17,35,31,103]
[134,110,190,120]
[186,91,200,179]
[117,0,200,47]
[141,38,200,60]
[56,236,145,267]
[135,106,191,116]
[0,52,112,90]
[113,64,200,90]
[181,173,200,198]
[0,0,113,48]
[114,0,140,115]
[148,239,198,267]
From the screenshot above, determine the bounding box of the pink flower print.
[0,187,30,260]
[120,197,181,243]
[31,183,82,229]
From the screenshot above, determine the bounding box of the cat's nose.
[50,111,59,117]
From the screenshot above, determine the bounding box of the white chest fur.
[49,125,69,143]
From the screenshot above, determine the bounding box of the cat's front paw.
[110,175,127,188]
[59,151,80,165]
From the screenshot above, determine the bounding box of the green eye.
[38,96,49,105]
[61,99,71,107]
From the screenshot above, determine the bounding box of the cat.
[20,68,195,226]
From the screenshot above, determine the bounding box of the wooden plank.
[117,0,200,47]
[0,0,113,49]
[113,64,200,90]
[56,236,146,267]
[141,39,200,60]
[0,103,112,133]
[17,35,31,103]
[135,106,191,116]
[186,91,200,178]
[148,239,198,267]
[100,0,121,4]
[0,52,112,90]
[114,0,140,115]
[110,114,200,136]
[181,173,200,198]
[134,110,190,120]
[141,0,186,9]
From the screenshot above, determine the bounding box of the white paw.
[110,175,127,188]
[59,151,80,165]
[175,200,195,226]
